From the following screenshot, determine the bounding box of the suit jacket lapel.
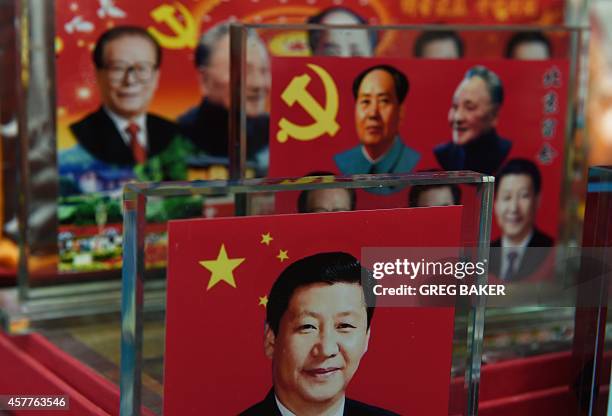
[147,115,164,156]
[93,108,134,164]
[516,231,550,278]
[263,390,283,415]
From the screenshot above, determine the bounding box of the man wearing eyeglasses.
[68,26,180,166]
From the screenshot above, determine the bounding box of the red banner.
[165,206,462,415]
[269,57,567,242]
[55,0,564,150]
[54,1,566,273]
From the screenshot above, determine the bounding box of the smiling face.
[448,76,498,145]
[494,174,538,244]
[95,35,159,120]
[265,282,370,413]
[355,69,401,159]
[200,33,270,117]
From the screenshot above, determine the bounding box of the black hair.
[413,30,464,58]
[307,6,378,55]
[297,171,356,213]
[505,31,552,59]
[496,158,542,195]
[352,64,409,104]
[194,23,230,68]
[92,26,162,69]
[266,252,375,335]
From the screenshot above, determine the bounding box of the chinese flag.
[165,206,462,415]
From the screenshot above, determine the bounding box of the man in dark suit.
[242,389,398,416]
[490,159,553,281]
[67,26,181,167]
[434,65,511,175]
[240,252,398,416]
[178,22,270,175]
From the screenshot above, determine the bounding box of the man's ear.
[363,328,371,355]
[264,323,276,359]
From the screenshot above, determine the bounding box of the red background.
[165,206,462,415]
[55,0,565,149]
[269,57,568,241]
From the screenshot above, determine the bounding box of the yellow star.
[261,232,273,246]
[277,249,289,262]
[258,296,268,308]
[199,244,245,291]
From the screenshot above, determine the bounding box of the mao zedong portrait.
[434,65,512,175]
[334,65,420,194]
[66,26,181,167]
[240,252,398,416]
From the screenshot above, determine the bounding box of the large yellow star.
[258,295,268,308]
[261,232,273,246]
[277,249,289,262]
[199,244,245,291]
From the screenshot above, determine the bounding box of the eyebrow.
[335,311,359,318]
[294,311,320,320]
[293,310,360,320]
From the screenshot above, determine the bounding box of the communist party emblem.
[277,63,340,143]
[148,3,197,50]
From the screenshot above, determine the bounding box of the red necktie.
[126,123,146,164]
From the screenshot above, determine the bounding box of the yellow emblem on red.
[277,64,340,143]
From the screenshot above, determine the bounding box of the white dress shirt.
[275,394,345,416]
[103,107,148,150]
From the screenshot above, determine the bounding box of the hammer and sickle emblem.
[148,3,196,50]
[277,64,340,143]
